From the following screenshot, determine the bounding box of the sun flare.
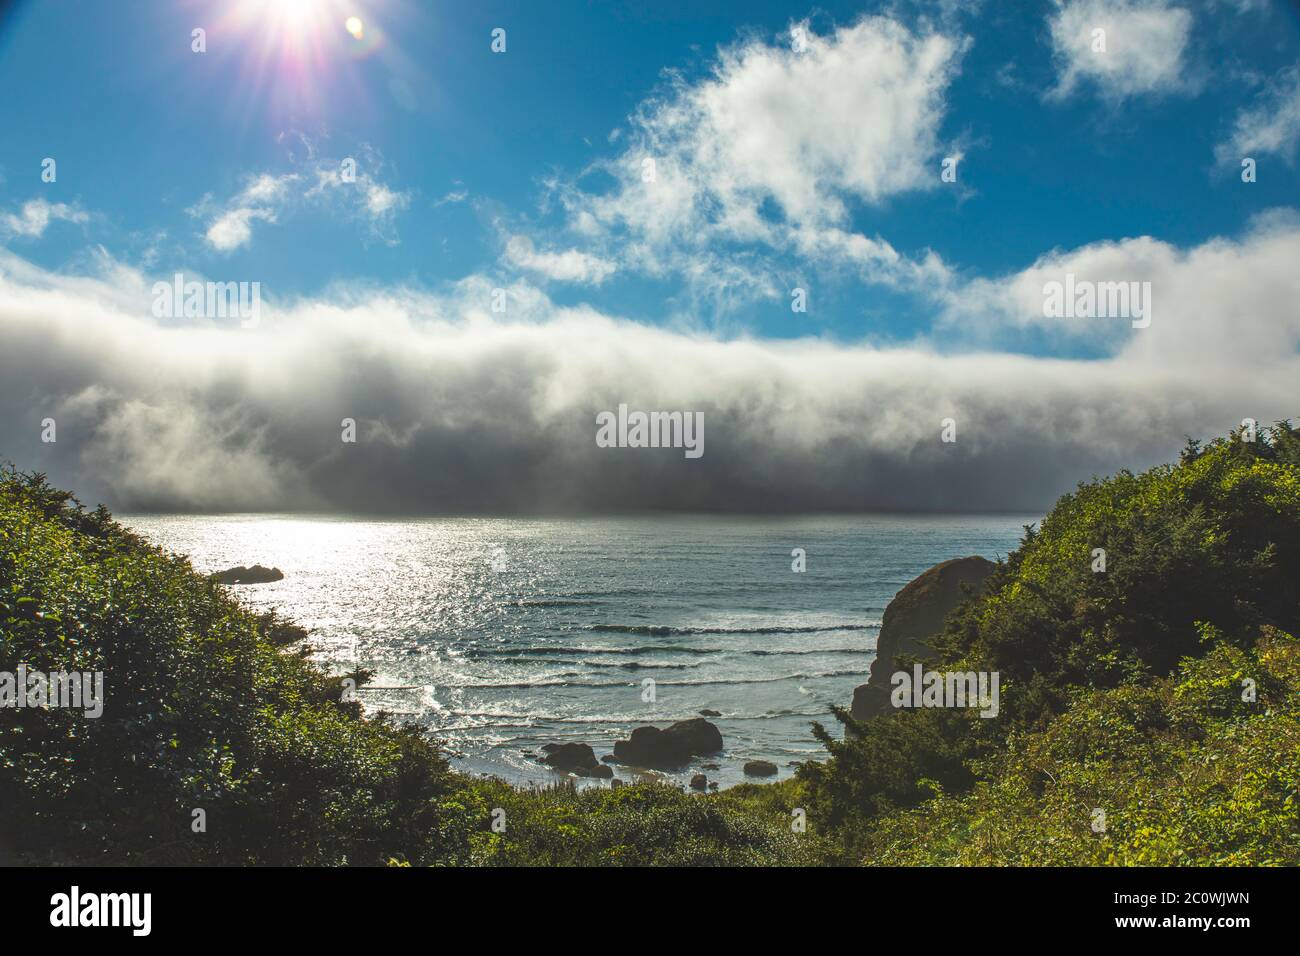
[215,0,388,110]
[255,0,329,32]
[232,0,369,45]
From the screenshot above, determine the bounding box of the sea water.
[121,513,1034,788]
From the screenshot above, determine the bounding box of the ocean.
[120,513,1035,789]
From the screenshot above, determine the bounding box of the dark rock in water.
[708,782,718,791]
[689,773,708,790]
[700,762,720,771]
[540,742,600,773]
[600,754,620,764]
[743,760,778,777]
[611,778,624,789]
[612,718,723,769]
[850,555,996,722]
[212,564,284,585]
[699,709,721,717]
[588,764,614,779]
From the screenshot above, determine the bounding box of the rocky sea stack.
[851,555,995,721]
[611,718,723,769]
[539,743,614,778]
[212,564,284,585]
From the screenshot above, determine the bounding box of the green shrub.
[467,778,830,866]
[802,424,1300,863]
[0,468,476,865]
[859,630,1300,865]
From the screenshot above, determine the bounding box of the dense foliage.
[0,470,478,865]
[467,777,823,866]
[2,424,1297,866]
[802,424,1300,864]
[860,631,1300,865]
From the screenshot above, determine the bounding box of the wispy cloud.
[435,187,469,207]
[0,198,89,240]
[190,173,297,252]
[192,149,410,252]
[1216,66,1300,165]
[303,148,411,245]
[504,235,617,285]
[203,207,280,253]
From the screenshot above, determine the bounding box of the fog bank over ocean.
[4,214,1300,517]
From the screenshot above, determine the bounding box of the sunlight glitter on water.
[122,513,1033,789]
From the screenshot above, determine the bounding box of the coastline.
[118,512,1032,791]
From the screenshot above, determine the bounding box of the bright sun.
[236,0,361,40]
[219,0,386,110]
[273,0,325,27]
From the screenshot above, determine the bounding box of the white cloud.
[363,182,404,217]
[192,173,297,252]
[940,212,1300,365]
[194,152,410,252]
[504,235,617,284]
[1047,0,1194,100]
[546,16,963,296]
[0,198,88,239]
[789,225,952,290]
[204,206,277,253]
[305,154,411,244]
[1216,67,1300,165]
[239,173,296,204]
[436,188,469,207]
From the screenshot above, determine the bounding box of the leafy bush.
[859,630,1300,865]
[801,424,1300,863]
[467,777,829,866]
[0,468,478,865]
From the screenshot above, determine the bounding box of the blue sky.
[2,0,1298,347]
[2,1,1299,513]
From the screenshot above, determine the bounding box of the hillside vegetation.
[802,424,1300,863]
[2,425,1297,865]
